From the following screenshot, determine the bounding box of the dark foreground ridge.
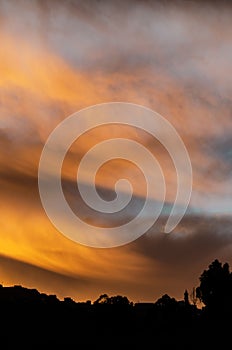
[1,259,232,348]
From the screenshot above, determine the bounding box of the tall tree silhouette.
[196,259,232,313]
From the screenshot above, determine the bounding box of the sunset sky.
[1,0,232,302]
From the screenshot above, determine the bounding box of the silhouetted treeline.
[1,259,232,348]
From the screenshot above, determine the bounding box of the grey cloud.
[133,215,232,265]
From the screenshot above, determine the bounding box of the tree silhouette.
[94,294,131,306]
[196,259,232,313]
[94,293,109,304]
[155,294,177,308]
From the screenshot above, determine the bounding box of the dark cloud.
[134,215,232,265]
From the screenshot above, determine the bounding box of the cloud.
[1,0,232,300]
[0,253,91,300]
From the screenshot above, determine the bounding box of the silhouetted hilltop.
[0,284,68,305]
[1,259,232,348]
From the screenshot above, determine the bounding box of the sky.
[1,0,232,302]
